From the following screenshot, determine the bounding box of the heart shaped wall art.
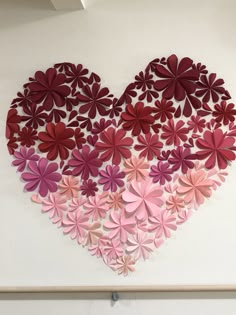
[6,54,236,276]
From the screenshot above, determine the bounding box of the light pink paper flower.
[58,176,80,199]
[107,189,125,210]
[103,239,123,261]
[166,195,185,213]
[112,255,136,276]
[177,169,213,207]
[126,232,154,260]
[123,156,149,182]
[13,147,39,172]
[104,210,136,243]
[42,193,67,225]
[149,210,177,238]
[69,196,86,212]
[63,210,89,243]
[21,157,61,197]
[84,195,109,221]
[122,179,164,221]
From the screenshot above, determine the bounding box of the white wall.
[1,0,236,313]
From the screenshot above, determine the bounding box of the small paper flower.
[126,232,154,260]
[112,255,136,276]
[58,176,80,199]
[42,193,67,225]
[107,189,125,210]
[123,156,149,182]
[84,194,109,221]
[149,210,177,238]
[99,165,125,192]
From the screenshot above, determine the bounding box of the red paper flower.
[18,127,38,147]
[196,129,236,169]
[152,98,175,122]
[187,115,206,133]
[168,146,194,174]
[96,127,133,165]
[134,71,154,91]
[11,89,32,108]
[65,64,89,92]
[6,108,21,139]
[69,145,102,179]
[195,73,225,102]
[161,119,189,146]
[150,161,173,185]
[38,122,75,160]
[99,165,125,192]
[212,101,236,125]
[154,54,199,101]
[80,179,98,197]
[29,68,71,111]
[77,83,113,119]
[121,102,155,136]
[21,104,47,129]
[134,133,163,160]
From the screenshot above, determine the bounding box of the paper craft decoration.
[6,54,236,276]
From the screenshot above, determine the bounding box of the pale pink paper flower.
[84,195,109,220]
[103,239,123,261]
[107,188,125,210]
[89,236,108,258]
[69,196,86,212]
[112,255,136,276]
[123,156,149,182]
[63,210,90,244]
[122,179,164,221]
[42,193,67,225]
[83,222,103,246]
[58,176,80,199]
[177,210,193,224]
[126,232,154,260]
[166,195,185,212]
[149,210,177,238]
[104,210,136,243]
[177,169,213,207]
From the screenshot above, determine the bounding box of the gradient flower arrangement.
[6,55,235,276]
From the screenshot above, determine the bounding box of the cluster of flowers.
[6,55,236,275]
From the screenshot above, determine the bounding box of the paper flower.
[121,102,154,136]
[103,239,123,261]
[196,129,235,169]
[150,161,173,185]
[166,195,185,213]
[123,156,149,182]
[168,146,194,174]
[21,157,62,197]
[28,68,71,111]
[80,179,98,197]
[213,101,236,125]
[122,179,164,221]
[177,169,213,207]
[107,189,125,210]
[42,193,67,225]
[13,147,39,172]
[58,175,80,199]
[195,73,225,103]
[134,133,163,161]
[153,98,175,122]
[84,194,109,221]
[18,127,38,147]
[21,103,47,129]
[149,210,177,238]
[83,222,103,246]
[103,210,136,243]
[187,115,206,133]
[112,255,135,276]
[126,232,154,260]
[99,165,125,192]
[63,210,90,244]
[96,127,133,165]
[161,119,188,146]
[69,145,102,179]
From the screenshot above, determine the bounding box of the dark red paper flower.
[168,146,194,174]
[154,54,199,101]
[134,71,154,91]
[28,68,71,111]
[134,133,163,160]
[38,122,75,160]
[187,115,206,133]
[117,83,137,106]
[11,89,32,108]
[46,108,67,123]
[80,179,98,197]
[95,127,133,165]
[6,108,21,139]
[21,103,48,129]
[121,102,155,136]
[68,145,102,179]
[153,98,175,122]
[161,119,189,146]
[65,64,89,92]
[107,98,122,118]
[18,127,38,147]
[196,129,236,169]
[212,101,236,125]
[195,73,225,103]
[77,83,113,119]
[7,137,18,154]
[92,118,112,134]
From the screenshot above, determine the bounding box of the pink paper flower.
[13,147,39,172]
[104,210,136,243]
[21,157,62,197]
[63,210,90,244]
[150,161,173,185]
[134,133,163,161]
[177,169,213,207]
[187,115,206,133]
[166,195,185,213]
[196,129,236,169]
[68,145,102,180]
[149,210,177,238]
[84,195,109,221]
[83,222,103,246]
[103,239,123,261]
[96,127,133,165]
[126,232,154,260]
[69,196,86,212]
[99,165,125,192]
[123,156,149,182]
[107,189,125,210]
[112,255,136,276]
[42,193,67,225]
[122,179,164,221]
[58,176,80,199]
